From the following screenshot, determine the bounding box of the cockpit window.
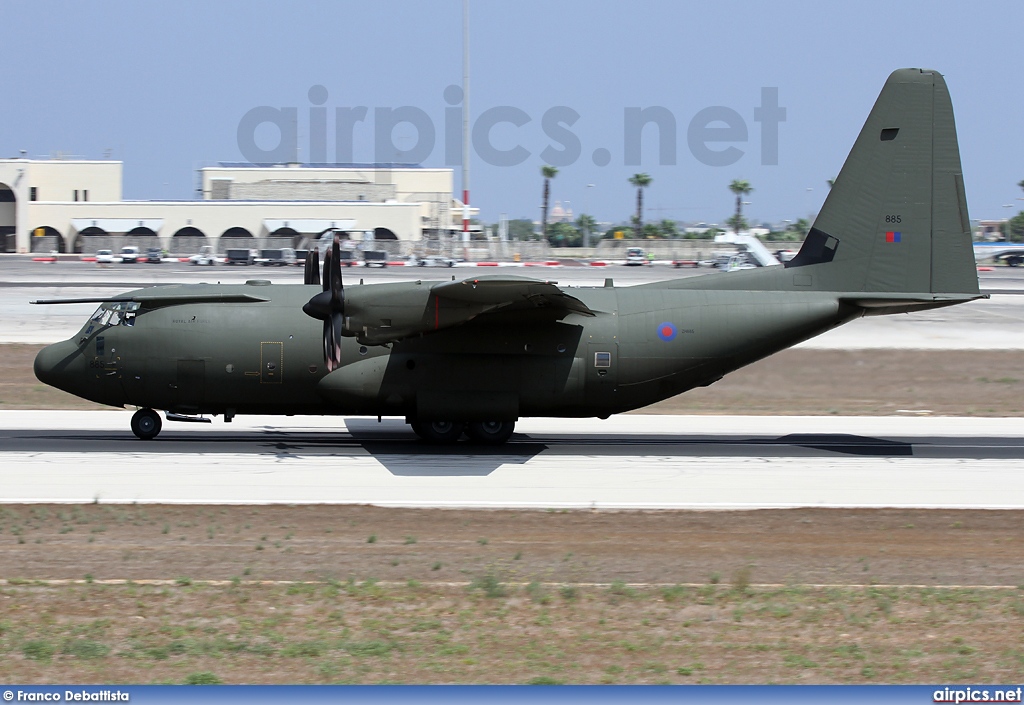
[88,301,141,328]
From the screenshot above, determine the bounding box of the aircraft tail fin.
[786,68,978,296]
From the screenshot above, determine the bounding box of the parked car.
[363,250,388,268]
[189,246,217,266]
[95,249,114,265]
[144,247,163,264]
[119,245,140,264]
[411,254,455,268]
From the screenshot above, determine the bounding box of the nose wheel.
[131,408,162,440]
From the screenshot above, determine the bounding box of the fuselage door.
[585,341,618,409]
[174,359,205,412]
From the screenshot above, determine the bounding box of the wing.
[31,293,270,307]
[346,276,595,345]
[430,275,595,317]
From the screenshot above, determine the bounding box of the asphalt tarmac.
[1,412,1021,509]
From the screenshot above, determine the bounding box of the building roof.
[215,162,425,170]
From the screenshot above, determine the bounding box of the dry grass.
[1,581,1022,684]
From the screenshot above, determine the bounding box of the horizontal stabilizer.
[840,292,987,316]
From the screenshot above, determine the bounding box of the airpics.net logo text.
[236,85,786,168]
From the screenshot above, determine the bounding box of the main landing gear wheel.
[411,420,465,444]
[465,421,516,445]
[131,408,162,440]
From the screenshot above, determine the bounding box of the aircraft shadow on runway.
[5,425,1024,478]
[341,419,546,475]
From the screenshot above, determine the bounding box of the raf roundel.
[657,321,677,342]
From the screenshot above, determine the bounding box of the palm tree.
[1018,179,1024,194]
[628,173,652,234]
[575,213,597,244]
[540,166,558,240]
[728,179,754,233]
[658,219,679,238]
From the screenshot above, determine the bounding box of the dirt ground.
[4,345,1024,683]
[2,504,1022,587]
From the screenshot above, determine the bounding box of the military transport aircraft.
[33,69,984,445]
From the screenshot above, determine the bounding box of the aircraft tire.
[131,408,162,440]
[465,420,515,445]
[411,420,464,444]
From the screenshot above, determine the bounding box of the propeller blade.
[324,313,343,372]
[321,243,331,292]
[330,237,343,306]
[305,232,347,371]
[304,249,320,286]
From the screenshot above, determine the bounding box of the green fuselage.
[34,276,861,421]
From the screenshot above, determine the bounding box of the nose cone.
[34,339,84,391]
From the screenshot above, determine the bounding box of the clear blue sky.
[2,0,1021,226]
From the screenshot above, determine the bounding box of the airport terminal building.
[0,159,475,254]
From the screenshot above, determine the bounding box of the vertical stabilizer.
[786,69,978,295]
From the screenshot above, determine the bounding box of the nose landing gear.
[130,408,162,440]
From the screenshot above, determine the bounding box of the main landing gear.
[130,408,162,440]
[410,420,516,446]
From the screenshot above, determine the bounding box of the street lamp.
[583,184,595,249]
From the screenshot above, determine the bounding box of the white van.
[625,247,647,266]
[119,245,140,264]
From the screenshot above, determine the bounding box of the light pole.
[583,184,595,249]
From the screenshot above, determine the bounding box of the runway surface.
[2,411,1022,509]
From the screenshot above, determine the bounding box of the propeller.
[302,236,344,371]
